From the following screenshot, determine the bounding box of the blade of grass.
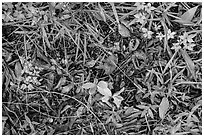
[110,2,120,24]
[162,49,178,75]
[180,49,196,80]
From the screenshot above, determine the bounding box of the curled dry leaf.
[129,38,140,51]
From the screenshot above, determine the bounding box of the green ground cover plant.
[2,2,202,135]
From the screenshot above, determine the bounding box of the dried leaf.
[15,61,22,80]
[82,82,96,89]
[129,38,140,51]
[103,54,118,74]
[76,106,85,117]
[118,23,131,37]
[180,49,196,80]
[86,60,96,68]
[61,84,74,93]
[159,97,169,120]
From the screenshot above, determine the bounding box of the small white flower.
[171,39,182,51]
[144,3,156,13]
[171,43,181,51]
[184,43,196,51]
[134,13,146,24]
[156,32,164,41]
[134,2,145,10]
[179,32,195,46]
[153,23,161,31]
[167,29,176,40]
[142,28,153,39]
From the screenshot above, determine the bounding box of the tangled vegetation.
[2,2,202,135]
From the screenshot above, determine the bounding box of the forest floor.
[2,2,202,135]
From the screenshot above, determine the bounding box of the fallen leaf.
[76,106,85,117]
[159,97,169,120]
[103,54,118,74]
[82,82,96,89]
[118,23,131,37]
[129,38,140,51]
[15,61,22,80]
[61,84,74,93]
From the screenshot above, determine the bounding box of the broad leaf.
[97,81,111,96]
[159,97,169,120]
[113,95,123,108]
[174,6,198,25]
[97,83,112,97]
[82,82,96,89]
[101,96,112,107]
[97,81,108,89]
[118,23,131,37]
[180,6,198,22]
